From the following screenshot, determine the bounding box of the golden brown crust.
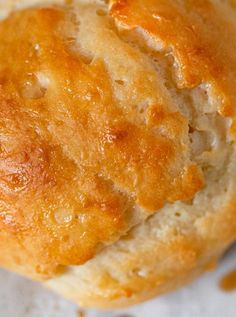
[0,5,203,278]
[110,0,236,119]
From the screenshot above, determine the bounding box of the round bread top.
[0,0,235,279]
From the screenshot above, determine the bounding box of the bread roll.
[0,0,236,308]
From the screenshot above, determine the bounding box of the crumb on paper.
[77,309,85,317]
[219,268,236,292]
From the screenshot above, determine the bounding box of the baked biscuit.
[0,0,235,308]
